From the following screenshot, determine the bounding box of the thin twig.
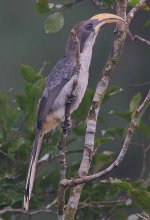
[0,208,54,215]
[127,0,147,23]
[128,30,150,46]
[136,213,150,220]
[78,199,127,209]
[0,149,16,164]
[60,90,150,187]
[0,122,22,148]
[133,35,150,45]
[100,207,117,220]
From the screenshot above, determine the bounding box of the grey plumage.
[24,13,125,211]
[24,130,43,210]
[24,18,100,210]
[37,56,76,129]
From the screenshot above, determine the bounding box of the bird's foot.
[66,92,77,104]
[61,119,72,133]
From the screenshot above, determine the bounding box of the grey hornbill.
[24,13,125,210]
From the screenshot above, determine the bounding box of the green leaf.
[0,93,7,118]
[112,209,127,220]
[128,0,138,6]
[104,85,123,102]
[15,95,27,111]
[20,65,40,83]
[34,0,49,14]
[73,121,86,136]
[44,12,64,33]
[129,189,150,213]
[109,110,131,121]
[128,0,150,10]
[112,179,133,191]
[106,127,126,139]
[0,93,17,130]
[137,121,150,137]
[129,92,142,112]
[95,136,110,146]
[73,127,85,136]
[93,152,114,164]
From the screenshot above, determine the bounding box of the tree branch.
[60,90,150,187]
[127,0,147,23]
[129,33,150,46]
[63,0,148,219]
[78,199,128,209]
[0,208,54,215]
[64,1,128,219]
[57,29,81,219]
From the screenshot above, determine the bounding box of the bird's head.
[66,13,125,56]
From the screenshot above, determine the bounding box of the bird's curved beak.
[90,13,126,32]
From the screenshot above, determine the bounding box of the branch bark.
[0,208,53,215]
[64,1,128,219]
[60,90,150,187]
[57,29,81,219]
[129,34,150,46]
[63,0,147,219]
[127,0,147,23]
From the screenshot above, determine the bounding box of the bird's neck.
[80,40,93,71]
[66,41,93,72]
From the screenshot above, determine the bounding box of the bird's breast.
[52,50,92,122]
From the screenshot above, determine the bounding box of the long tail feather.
[23,130,44,211]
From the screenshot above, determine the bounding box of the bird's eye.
[86,22,93,31]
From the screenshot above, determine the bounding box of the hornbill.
[24,13,125,210]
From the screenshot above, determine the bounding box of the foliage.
[0,1,150,220]
[34,0,150,35]
[44,12,64,33]
[0,63,149,219]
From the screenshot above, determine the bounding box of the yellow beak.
[90,13,126,32]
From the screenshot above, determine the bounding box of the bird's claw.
[66,93,77,104]
[61,119,72,133]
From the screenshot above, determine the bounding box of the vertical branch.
[57,29,81,219]
[64,1,128,219]
[60,0,147,219]
[57,134,67,181]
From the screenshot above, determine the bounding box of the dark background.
[0,1,150,219]
[0,1,149,93]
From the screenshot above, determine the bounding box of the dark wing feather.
[37,56,75,129]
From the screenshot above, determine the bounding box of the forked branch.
[60,90,150,187]
[63,0,147,219]
[128,32,150,46]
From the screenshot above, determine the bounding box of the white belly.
[52,47,92,122]
[52,68,89,122]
